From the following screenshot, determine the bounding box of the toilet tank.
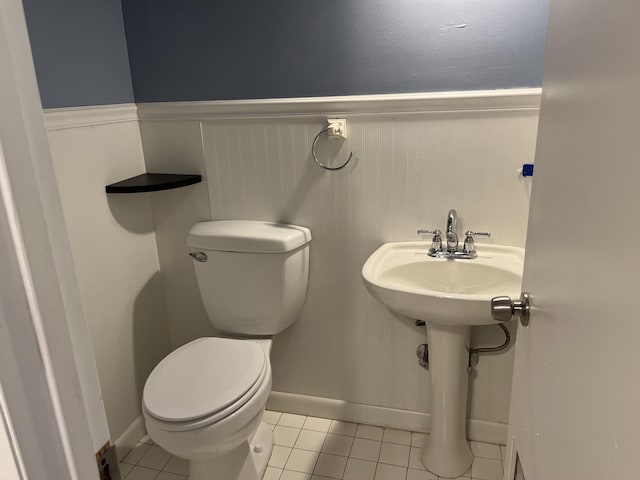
[187,220,312,336]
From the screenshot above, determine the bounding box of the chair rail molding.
[136,88,542,121]
[43,103,138,130]
[41,89,542,128]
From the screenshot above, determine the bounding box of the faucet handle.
[465,230,491,238]
[463,230,491,254]
[417,229,443,254]
[417,228,441,236]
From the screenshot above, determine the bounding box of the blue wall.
[122,0,549,103]
[23,0,134,108]
[23,0,549,107]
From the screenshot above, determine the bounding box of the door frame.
[0,0,109,478]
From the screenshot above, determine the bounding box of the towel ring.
[312,128,354,171]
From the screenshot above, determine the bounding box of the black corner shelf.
[105,173,202,194]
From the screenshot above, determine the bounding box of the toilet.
[142,220,312,480]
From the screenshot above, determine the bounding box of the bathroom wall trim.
[114,416,146,462]
[40,89,541,130]
[267,392,507,445]
[43,103,138,131]
[136,88,542,121]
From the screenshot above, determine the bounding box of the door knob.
[491,292,530,326]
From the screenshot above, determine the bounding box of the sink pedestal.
[422,323,473,478]
[362,241,525,477]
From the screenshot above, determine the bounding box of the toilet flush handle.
[189,251,208,262]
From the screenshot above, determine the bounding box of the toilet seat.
[143,337,268,431]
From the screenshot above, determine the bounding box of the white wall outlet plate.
[327,118,347,138]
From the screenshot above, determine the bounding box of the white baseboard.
[114,415,146,462]
[267,391,507,446]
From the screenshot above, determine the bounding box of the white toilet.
[142,220,312,480]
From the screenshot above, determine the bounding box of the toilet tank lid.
[187,220,312,253]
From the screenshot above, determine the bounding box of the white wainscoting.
[43,107,172,443]
[43,91,539,445]
[138,89,540,436]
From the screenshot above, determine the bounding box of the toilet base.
[189,422,273,480]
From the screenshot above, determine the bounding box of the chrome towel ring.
[311,128,354,171]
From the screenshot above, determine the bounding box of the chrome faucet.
[446,209,458,253]
[417,209,491,259]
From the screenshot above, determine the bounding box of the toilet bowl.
[142,220,312,480]
[143,337,273,480]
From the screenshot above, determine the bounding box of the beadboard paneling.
[47,120,171,441]
[192,109,537,423]
[138,120,216,347]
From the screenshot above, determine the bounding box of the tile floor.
[119,433,189,480]
[119,411,506,480]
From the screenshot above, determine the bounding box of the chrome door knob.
[491,292,531,326]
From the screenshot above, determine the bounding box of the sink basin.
[362,241,524,325]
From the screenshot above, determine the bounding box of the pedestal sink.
[361,242,524,478]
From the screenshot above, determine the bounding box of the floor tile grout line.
[344,431,355,460]
[299,447,321,477]
[158,453,173,472]
[318,428,329,456]
[290,426,302,450]
[280,445,295,472]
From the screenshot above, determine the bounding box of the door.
[505,0,640,479]
[0,0,103,478]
